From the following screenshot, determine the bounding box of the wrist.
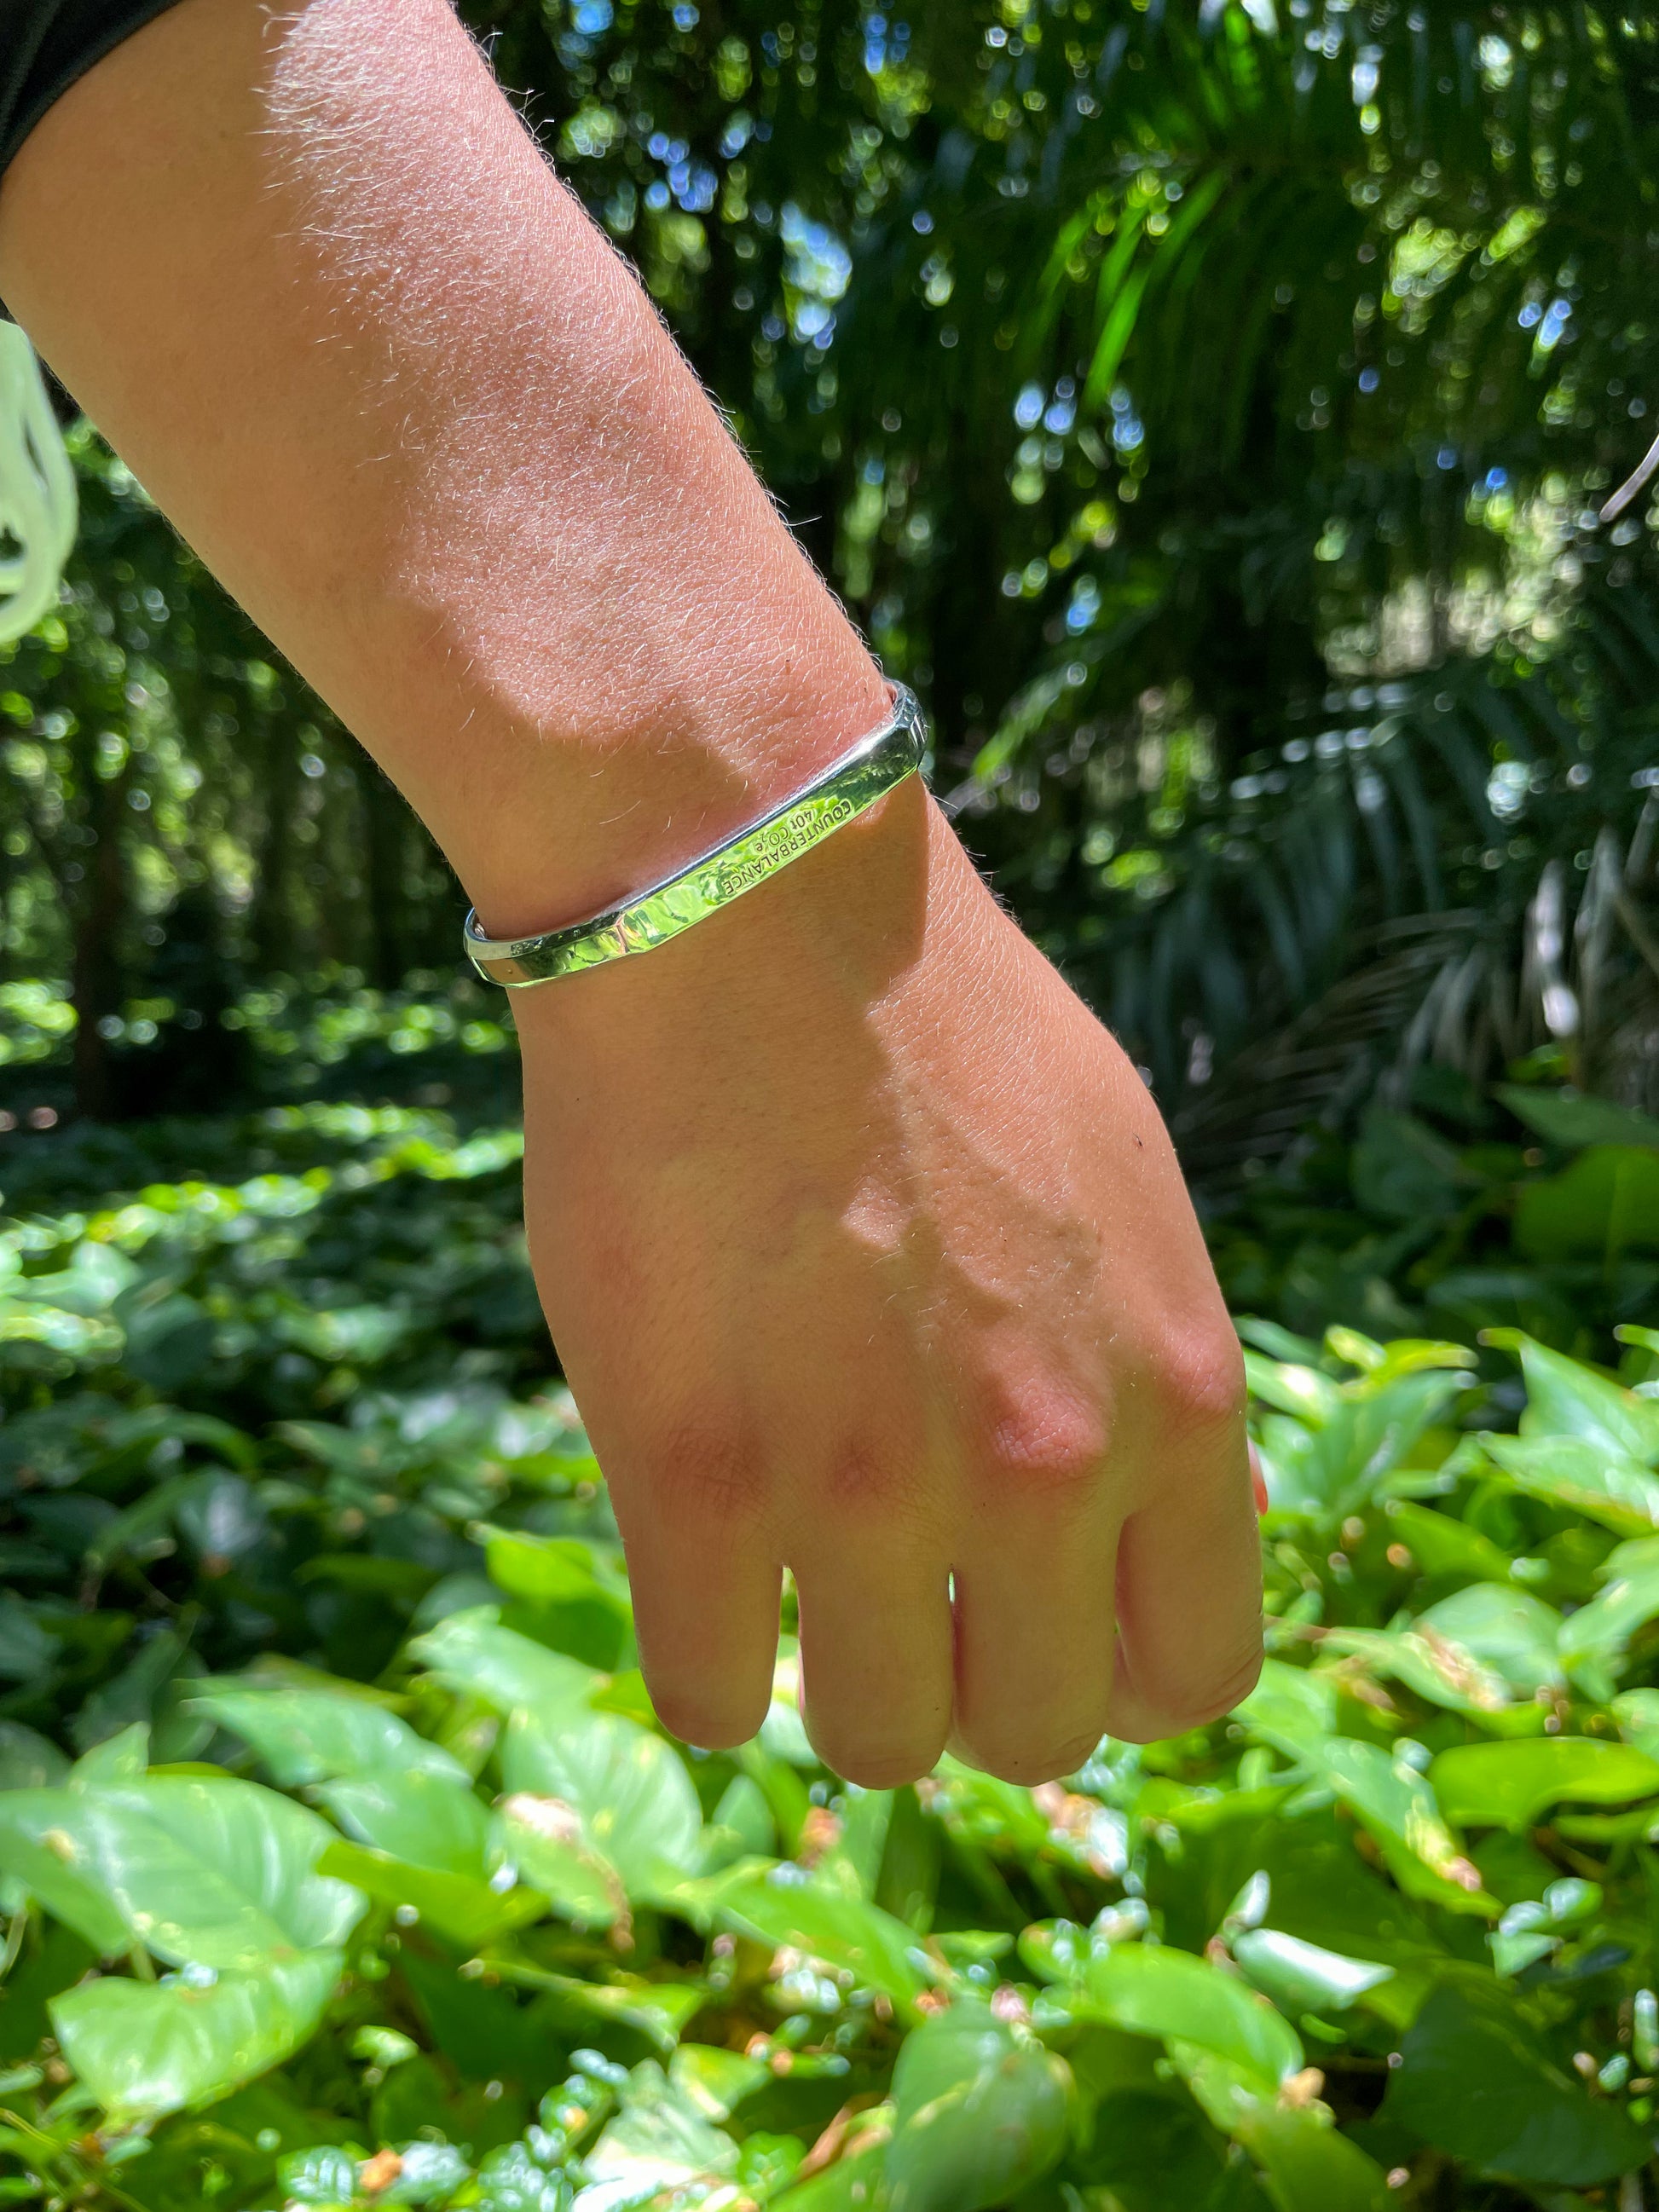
[465,683,924,989]
[428,601,893,946]
[510,767,941,1056]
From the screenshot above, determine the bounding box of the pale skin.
[0,0,1263,1785]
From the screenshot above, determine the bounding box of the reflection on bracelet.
[462,686,926,989]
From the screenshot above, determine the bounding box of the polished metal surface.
[464,684,926,988]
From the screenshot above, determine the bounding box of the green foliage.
[885,2002,1070,2211]
[8,1110,1659,2204]
[1206,1072,1659,1355]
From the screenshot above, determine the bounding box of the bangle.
[463,684,927,989]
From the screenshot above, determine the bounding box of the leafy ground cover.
[1207,1078,1659,1362]
[9,1104,1659,2207]
[0,977,519,1136]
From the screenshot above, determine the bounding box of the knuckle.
[979,1378,1107,1503]
[824,1434,905,1513]
[654,1417,769,1528]
[1153,1321,1246,1447]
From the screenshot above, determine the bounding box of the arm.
[0,0,1262,1782]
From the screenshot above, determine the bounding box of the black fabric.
[0,0,185,178]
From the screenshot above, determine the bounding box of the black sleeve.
[0,0,185,179]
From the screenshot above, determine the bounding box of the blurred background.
[4,0,1659,1353]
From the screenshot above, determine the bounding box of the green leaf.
[1488,1877,1602,1976]
[1431,1737,1659,1831]
[669,2043,770,2120]
[74,1640,202,1768]
[1383,1978,1650,2183]
[121,1293,215,1392]
[51,1950,340,2124]
[588,1668,656,1728]
[500,1709,702,1897]
[1477,1432,1659,1536]
[1234,1668,1493,1911]
[920,1759,1051,1857]
[314,1839,545,1950]
[1413,1583,1565,1695]
[408,1608,602,1720]
[716,1873,931,2015]
[188,1679,470,1789]
[708,1774,776,1865]
[1321,1624,1511,1716]
[1558,1536,1659,1696]
[1257,1372,1470,1524]
[1486,1331,1659,1464]
[484,1960,705,2055]
[472,2141,571,2212]
[1351,1110,1471,1223]
[1495,1085,1659,1152]
[1309,1738,1494,1913]
[1243,1354,1340,1427]
[0,1597,55,1687]
[479,1528,633,1672]
[278,2146,357,2205]
[772,2142,889,2211]
[1382,1501,1516,1585]
[377,2140,472,2205]
[0,1788,131,1955]
[885,2001,1071,2212]
[1613,1686,1659,1761]
[490,1794,626,1930]
[0,1775,362,1967]
[1176,2054,1390,2211]
[84,1778,363,1967]
[317,1765,489,1877]
[1074,2068,1261,2201]
[0,1723,68,1793]
[581,2060,739,2201]
[1074,1943,1302,2090]
[1230,1930,1395,2017]
[1514,1146,1659,1261]
[1239,2105,1391,2212]
[830,1786,894,1900]
[352,2024,419,2067]
[1232,1658,1338,1752]
[70,1724,150,1787]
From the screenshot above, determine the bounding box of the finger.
[611,1458,782,1749]
[793,1542,953,1788]
[1107,1415,1263,1743]
[948,1512,1119,1785]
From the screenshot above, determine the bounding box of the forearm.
[0,0,887,934]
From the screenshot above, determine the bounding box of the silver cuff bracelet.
[463,684,926,988]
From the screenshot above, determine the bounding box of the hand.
[516,765,1263,1786]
